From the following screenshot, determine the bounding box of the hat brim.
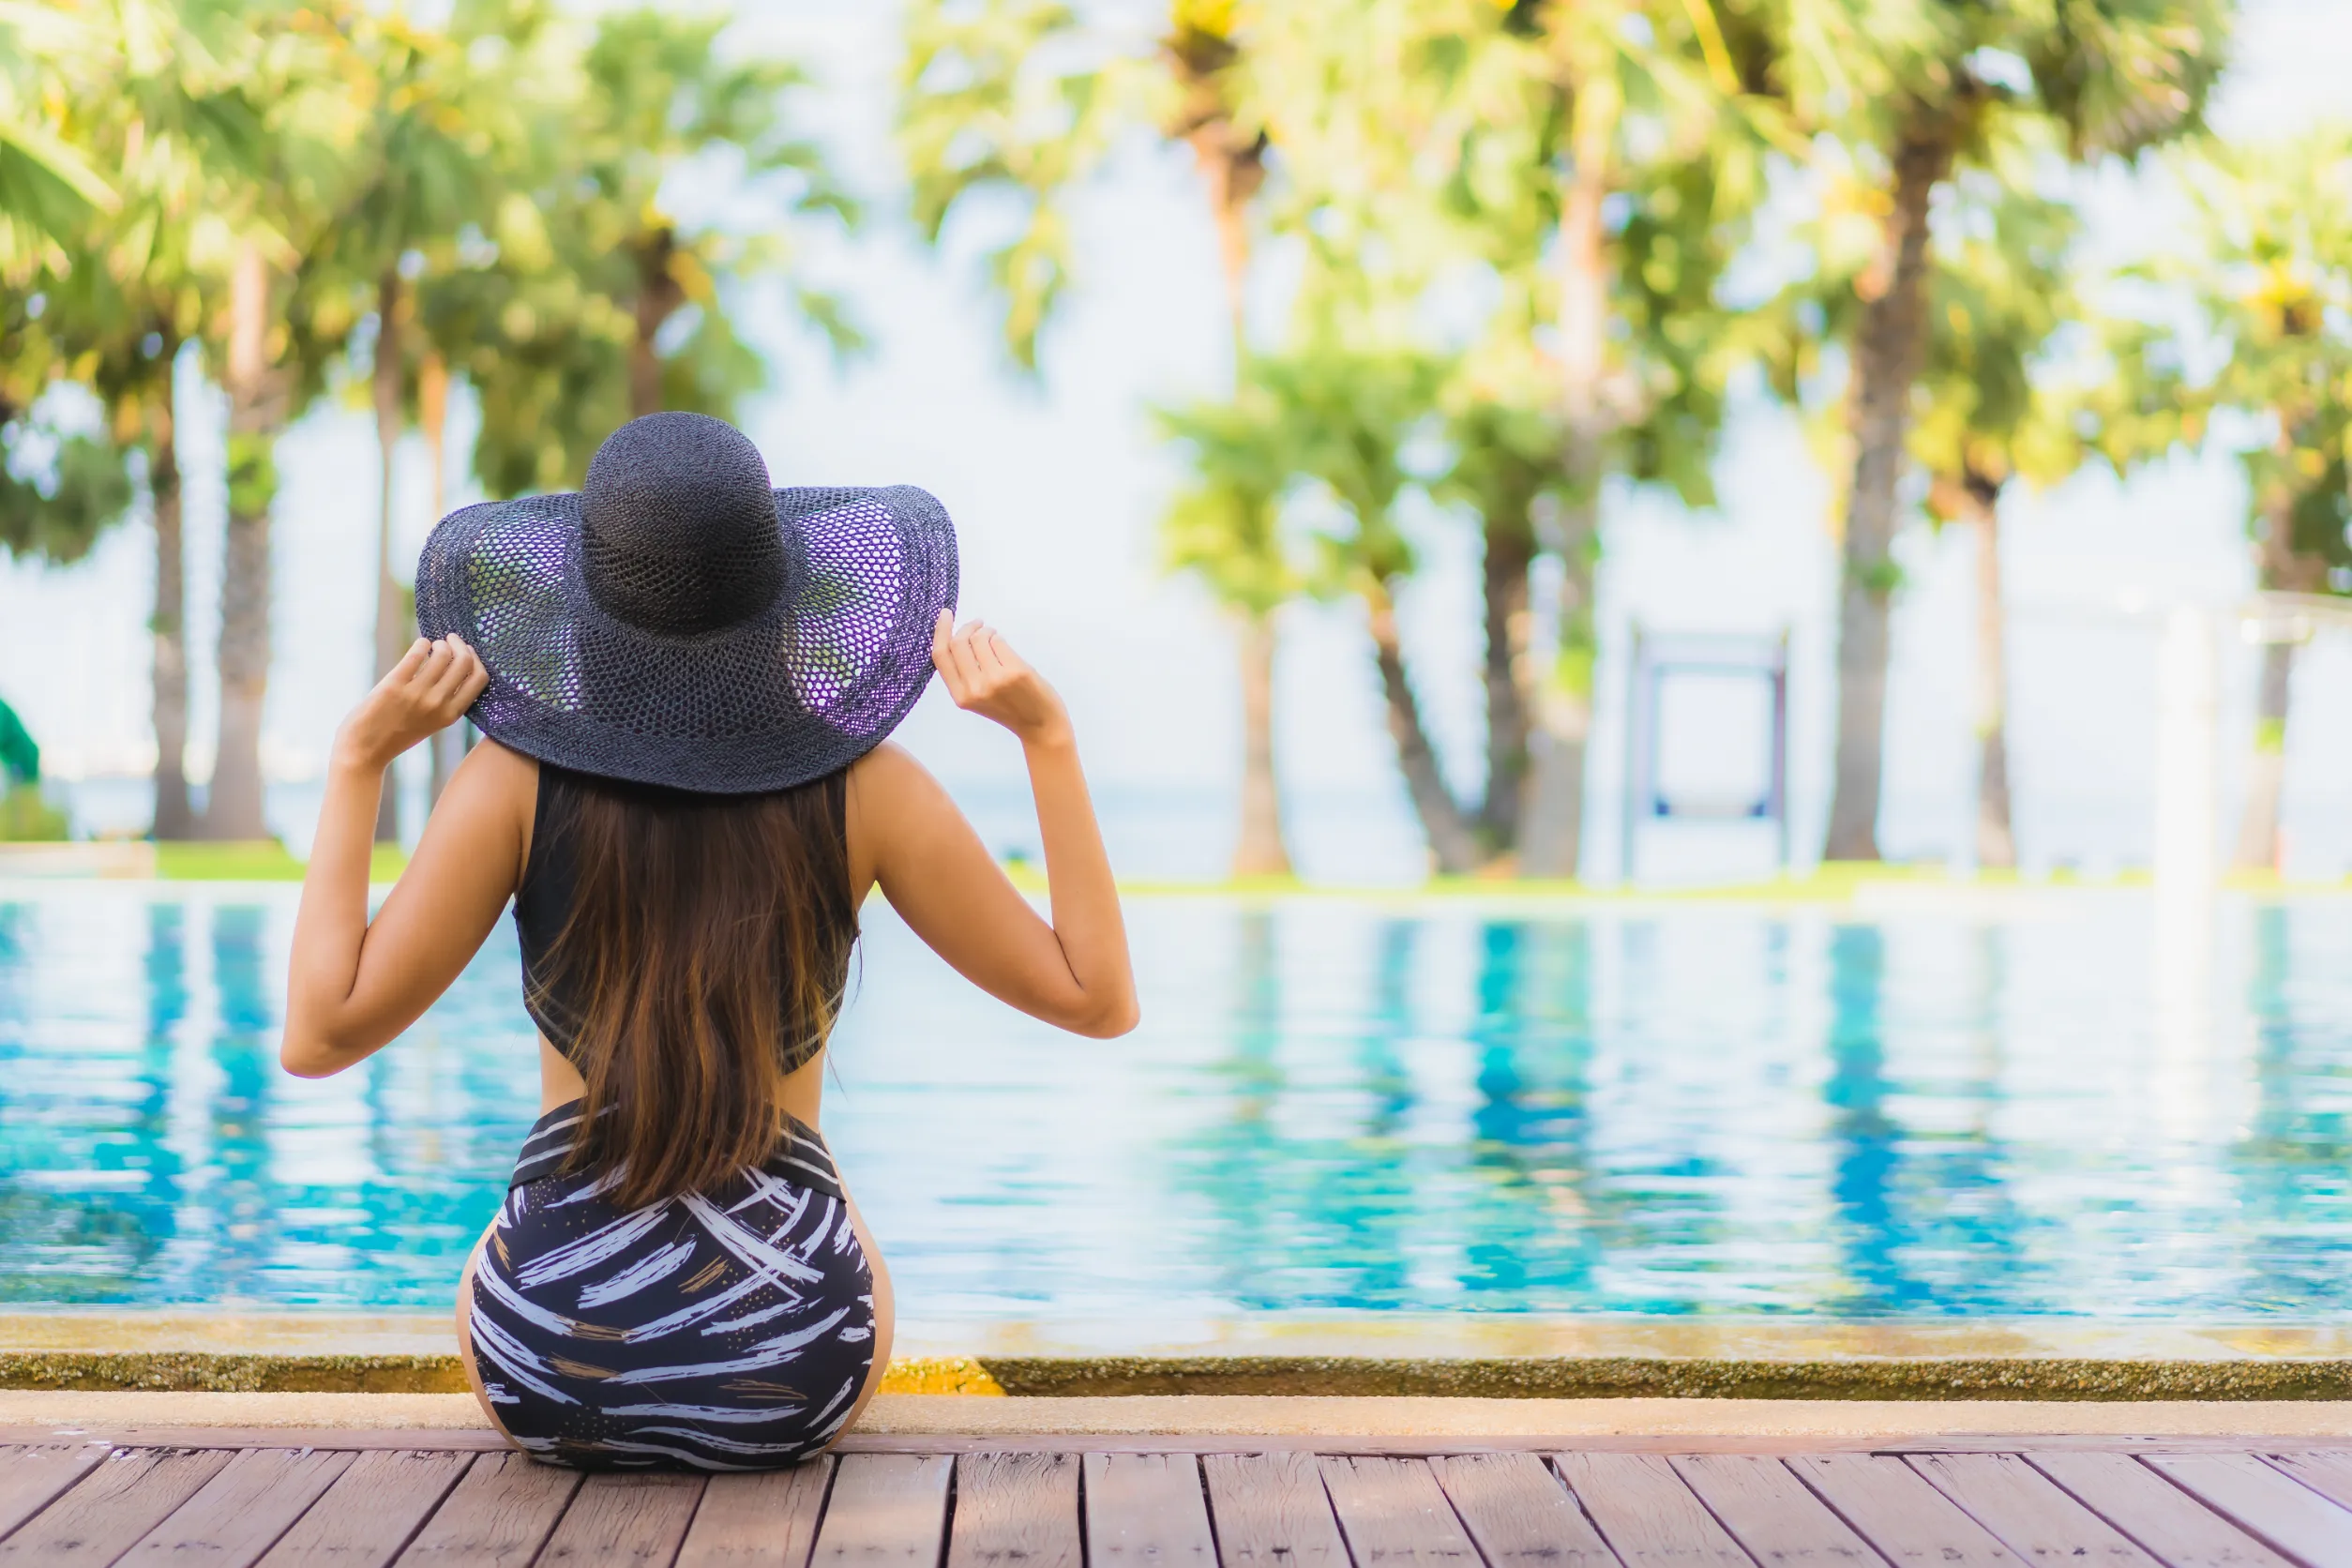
[415,485,958,794]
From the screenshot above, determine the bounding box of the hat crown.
[579,413,785,636]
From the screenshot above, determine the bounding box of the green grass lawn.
[127,844,2350,897]
[155,842,410,882]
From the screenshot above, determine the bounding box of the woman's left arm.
[281,635,522,1078]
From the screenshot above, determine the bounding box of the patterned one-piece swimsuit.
[466,1102,877,1470]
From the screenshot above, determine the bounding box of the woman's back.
[513,762,856,1206]
[513,762,855,1075]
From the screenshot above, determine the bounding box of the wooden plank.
[1670,1455,1885,1568]
[675,1462,832,1568]
[1790,1456,2024,1568]
[0,1445,104,1542]
[117,1448,355,1568]
[1430,1453,1618,1568]
[392,1450,581,1568]
[1319,1456,1481,1568]
[2146,1454,2352,1568]
[809,1454,952,1568]
[0,1447,231,1564]
[1552,1452,1755,1568]
[257,1451,475,1568]
[536,1471,704,1565]
[948,1454,1079,1568]
[827,1433,2352,1458]
[2265,1450,2352,1513]
[1084,1454,1217,1568]
[1906,1455,2159,1568]
[2022,1452,2293,1568]
[1201,1454,1349,1568]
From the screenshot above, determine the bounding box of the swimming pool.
[2,882,2347,1322]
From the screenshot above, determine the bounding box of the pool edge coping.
[8,1349,2352,1401]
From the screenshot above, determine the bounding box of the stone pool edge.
[17,1316,2352,1400]
[10,1352,2352,1401]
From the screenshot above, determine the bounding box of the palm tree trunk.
[204,241,279,842]
[147,384,194,841]
[629,231,683,420]
[1365,577,1479,876]
[1519,73,1617,878]
[1519,549,1594,879]
[419,352,461,807]
[627,320,662,420]
[1478,514,1535,852]
[1230,610,1289,877]
[371,269,407,845]
[1185,113,1263,347]
[1824,119,1952,863]
[1185,117,1291,879]
[1966,475,2015,869]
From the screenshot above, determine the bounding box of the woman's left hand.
[334,635,490,773]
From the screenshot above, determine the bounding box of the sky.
[6,0,2352,882]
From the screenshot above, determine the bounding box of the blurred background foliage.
[1,0,2340,887]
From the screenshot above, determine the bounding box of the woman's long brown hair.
[536,772,853,1210]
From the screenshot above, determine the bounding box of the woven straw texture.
[415,414,957,794]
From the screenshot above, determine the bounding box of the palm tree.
[578,9,857,423]
[1155,381,1309,876]
[1907,177,2080,871]
[30,0,263,839]
[897,0,1295,875]
[1254,334,1479,872]
[307,2,550,841]
[202,14,367,843]
[420,6,855,502]
[1790,0,2228,862]
[1758,146,2082,870]
[207,237,292,841]
[1247,0,1760,876]
[1435,376,1582,868]
[2073,130,2352,873]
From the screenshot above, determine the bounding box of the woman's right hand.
[931,611,1072,749]
[333,635,490,773]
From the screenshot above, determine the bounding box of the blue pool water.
[2,882,2349,1320]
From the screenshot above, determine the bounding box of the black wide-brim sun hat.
[415,412,957,794]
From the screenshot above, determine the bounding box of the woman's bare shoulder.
[846,741,912,838]
[848,739,927,799]
[430,739,539,859]
[459,737,539,803]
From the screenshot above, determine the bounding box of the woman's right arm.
[846,613,1138,1039]
[282,637,527,1077]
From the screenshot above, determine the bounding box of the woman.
[281,412,1136,1470]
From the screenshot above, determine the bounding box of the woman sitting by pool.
[278,412,1138,1470]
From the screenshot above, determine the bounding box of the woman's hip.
[465,1101,879,1470]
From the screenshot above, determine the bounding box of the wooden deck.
[2,1428,2350,1567]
